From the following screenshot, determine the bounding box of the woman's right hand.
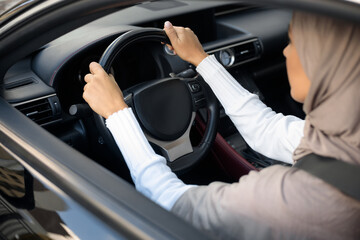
[164,21,208,67]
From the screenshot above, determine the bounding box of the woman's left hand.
[83,62,128,119]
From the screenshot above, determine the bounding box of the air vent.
[209,39,262,68]
[15,96,61,125]
[234,41,258,62]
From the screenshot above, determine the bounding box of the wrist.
[193,52,209,67]
[105,102,128,119]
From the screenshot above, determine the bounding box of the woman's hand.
[83,62,128,119]
[164,21,208,66]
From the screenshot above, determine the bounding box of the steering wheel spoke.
[145,113,195,162]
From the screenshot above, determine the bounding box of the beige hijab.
[292,12,360,165]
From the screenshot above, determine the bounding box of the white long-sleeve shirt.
[106,56,360,240]
[106,55,304,210]
[197,55,304,163]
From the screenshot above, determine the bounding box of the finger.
[166,44,174,51]
[89,62,106,75]
[162,42,174,50]
[164,21,179,43]
[83,84,87,92]
[84,73,93,83]
[82,91,88,102]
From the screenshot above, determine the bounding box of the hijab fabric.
[292,12,360,164]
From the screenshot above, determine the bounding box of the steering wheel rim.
[94,28,219,173]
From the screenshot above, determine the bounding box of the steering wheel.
[94,28,219,173]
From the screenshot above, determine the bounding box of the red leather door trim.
[196,115,258,180]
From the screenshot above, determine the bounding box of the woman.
[82,12,360,239]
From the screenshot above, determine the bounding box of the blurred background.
[0,0,21,14]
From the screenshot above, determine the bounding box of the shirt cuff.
[196,55,222,82]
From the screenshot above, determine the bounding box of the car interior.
[1,0,306,186]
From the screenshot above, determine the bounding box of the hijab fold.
[292,12,360,164]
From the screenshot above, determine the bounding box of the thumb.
[164,21,178,43]
[89,62,107,76]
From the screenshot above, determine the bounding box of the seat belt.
[293,154,360,201]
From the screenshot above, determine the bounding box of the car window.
[0,0,22,14]
[0,144,123,240]
[0,147,27,199]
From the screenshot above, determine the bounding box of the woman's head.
[290,11,360,164]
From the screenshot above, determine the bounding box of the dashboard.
[1,3,291,107]
[0,1,298,169]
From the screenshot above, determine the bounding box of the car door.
[0,1,211,239]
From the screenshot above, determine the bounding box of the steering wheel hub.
[133,78,193,141]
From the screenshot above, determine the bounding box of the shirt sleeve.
[106,108,196,210]
[196,55,305,164]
